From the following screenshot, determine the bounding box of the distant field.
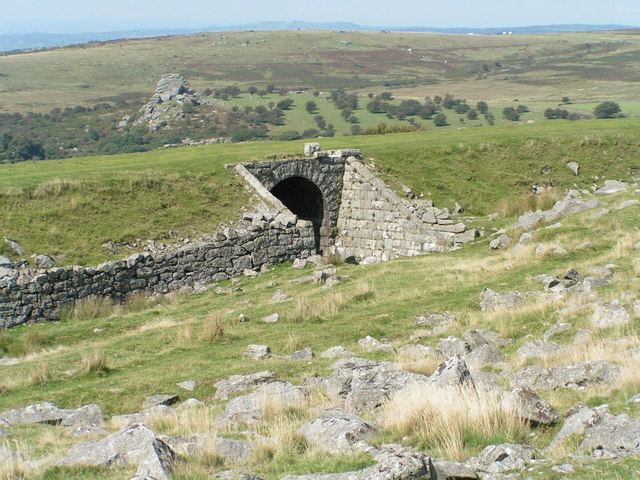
[0,118,638,265]
[2,30,640,112]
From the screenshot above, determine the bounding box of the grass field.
[0,179,638,479]
[2,30,640,112]
[1,118,638,265]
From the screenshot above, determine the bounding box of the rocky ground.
[0,179,639,479]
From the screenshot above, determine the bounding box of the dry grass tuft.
[496,188,560,217]
[382,383,528,460]
[395,350,443,377]
[32,178,79,198]
[62,296,119,322]
[292,281,375,322]
[0,442,27,480]
[30,360,51,387]
[147,405,221,436]
[250,413,310,465]
[286,332,304,352]
[200,312,226,343]
[79,347,112,377]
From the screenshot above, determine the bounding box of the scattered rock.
[357,336,394,353]
[490,234,512,250]
[219,381,304,424]
[581,411,640,457]
[429,460,478,480]
[299,409,376,453]
[552,464,575,474]
[244,345,271,360]
[320,346,352,359]
[437,336,471,358]
[454,202,464,214]
[271,289,289,303]
[397,344,439,361]
[543,323,572,341]
[472,443,536,474]
[4,238,25,256]
[262,313,280,323]
[176,380,197,392]
[0,402,103,428]
[595,180,628,195]
[304,143,321,156]
[292,258,309,269]
[290,347,314,361]
[503,387,558,426]
[616,199,639,210]
[566,161,580,176]
[143,395,179,410]
[549,405,609,449]
[515,191,599,230]
[0,255,12,268]
[162,434,254,464]
[517,341,561,359]
[479,288,524,312]
[464,344,505,371]
[415,312,456,334]
[512,361,620,391]
[238,314,250,322]
[430,356,475,389]
[60,423,177,480]
[592,300,630,329]
[214,371,276,400]
[34,254,55,269]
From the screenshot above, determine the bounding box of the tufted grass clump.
[79,347,112,377]
[382,384,528,460]
[200,312,226,343]
[30,361,51,387]
[496,187,560,217]
[32,178,79,198]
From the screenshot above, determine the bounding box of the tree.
[484,112,496,126]
[476,101,489,114]
[276,99,294,110]
[247,86,258,95]
[351,125,362,135]
[593,101,621,119]
[379,91,393,101]
[224,86,241,98]
[561,96,571,104]
[314,115,326,130]
[265,84,277,94]
[466,109,478,120]
[433,113,448,127]
[277,130,302,141]
[503,107,520,121]
[454,103,470,114]
[515,105,529,114]
[305,101,318,114]
[0,131,12,152]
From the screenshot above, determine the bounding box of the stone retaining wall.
[332,160,476,261]
[0,211,315,328]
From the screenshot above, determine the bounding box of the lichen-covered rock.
[595,180,627,195]
[0,402,103,428]
[479,288,524,312]
[299,409,376,453]
[219,381,305,424]
[161,434,254,464]
[472,443,536,474]
[214,371,277,400]
[143,394,179,410]
[503,387,558,426]
[244,345,271,360]
[512,361,620,391]
[490,234,512,250]
[549,405,609,449]
[60,423,177,480]
[357,336,394,353]
[517,341,561,359]
[592,300,631,329]
[430,356,475,389]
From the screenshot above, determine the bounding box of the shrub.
[502,107,520,121]
[79,348,112,377]
[276,99,294,110]
[466,109,478,120]
[484,113,496,125]
[515,105,529,114]
[476,101,489,114]
[593,101,621,119]
[433,113,448,127]
[201,312,226,343]
[231,128,267,142]
[454,103,470,114]
[277,130,302,141]
[305,101,317,114]
[350,125,362,135]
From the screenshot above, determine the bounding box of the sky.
[1,0,640,33]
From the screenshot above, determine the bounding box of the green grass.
[1,118,638,265]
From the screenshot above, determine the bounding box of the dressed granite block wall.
[0,211,315,328]
[332,160,476,261]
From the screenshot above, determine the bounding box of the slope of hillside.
[1,119,638,265]
[0,170,638,480]
[2,30,640,112]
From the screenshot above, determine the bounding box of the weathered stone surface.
[244,345,271,360]
[219,381,305,424]
[162,434,254,463]
[321,346,352,359]
[214,371,277,400]
[324,358,429,413]
[415,312,456,334]
[515,191,599,230]
[580,412,640,457]
[503,387,558,426]
[543,323,572,341]
[304,143,322,156]
[0,402,103,428]
[290,347,314,361]
[397,344,439,361]
[358,335,394,353]
[34,254,55,269]
[262,313,280,323]
[4,238,25,256]
[512,361,620,390]
[176,380,197,392]
[479,288,524,312]
[566,161,580,176]
[60,423,177,480]
[430,356,475,389]
[429,459,478,479]
[464,344,505,371]
[517,341,561,359]
[143,395,179,410]
[592,300,631,328]
[112,405,173,427]
[595,180,627,195]
[490,234,512,250]
[437,336,471,358]
[212,472,263,480]
[472,443,535,474]
[299,409,376,453]
[549,405,609,449]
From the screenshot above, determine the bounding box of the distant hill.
[1,22,637,53]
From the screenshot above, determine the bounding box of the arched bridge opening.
[270,176,325,252]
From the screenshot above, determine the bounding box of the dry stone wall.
[0,211,315,328]
[333,160,476,261]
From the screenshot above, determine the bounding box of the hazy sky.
[1,0,639,33]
